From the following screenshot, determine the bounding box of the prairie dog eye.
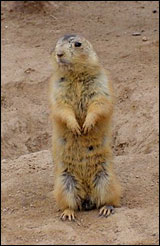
[74,42,82,47]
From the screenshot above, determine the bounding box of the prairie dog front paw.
[67,118,81,135]
[82,114,96,134]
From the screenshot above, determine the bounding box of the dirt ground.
[1,1,159,245]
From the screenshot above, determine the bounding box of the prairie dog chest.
[60,73,96,121]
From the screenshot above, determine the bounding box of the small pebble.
[10,209,15,214]
[132,32,141,36]
[115,229,120,233]
[41,167,46,170]
[142,36,148,41]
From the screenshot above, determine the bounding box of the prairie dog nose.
[57,53,64,58]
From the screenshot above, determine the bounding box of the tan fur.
[49,34,121,219]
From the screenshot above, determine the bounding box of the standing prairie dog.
[49,34,121,221]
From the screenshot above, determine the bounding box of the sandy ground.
[1,1,159,245]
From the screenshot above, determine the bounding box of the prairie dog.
[49,34,121,221]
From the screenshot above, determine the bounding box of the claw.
[60,209,76,221]
[83,123,93,134]
[75,127,81,136]
[99,205,115,218]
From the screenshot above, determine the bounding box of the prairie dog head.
[52,34,99,70]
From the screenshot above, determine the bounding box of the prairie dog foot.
[99,205,115,218]
[60,209,76,221]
